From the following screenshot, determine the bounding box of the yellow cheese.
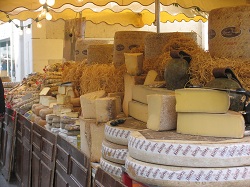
[147,94,177,131]
[143,70,158,85]
[132,85,174,104]
[124,53,143,76]
[58,85,73,95]
[123,73,146,117]
[128,101,148,123]
[39,96,57,107]
[175,88,230,113]
[177,111,245,138]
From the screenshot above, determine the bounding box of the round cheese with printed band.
[128,130,250,167]
[100,157,123,179]
[102,139,128,164]
[104,118,146,145]
[125,155,250,187]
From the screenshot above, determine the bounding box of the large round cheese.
[104,118,146,145]
[102,139,128,164]
[126,155,250,187]
[128,130,250,167]
[100,157,123,179]
[208,6,250,58]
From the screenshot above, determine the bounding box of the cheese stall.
[0,1,250,187]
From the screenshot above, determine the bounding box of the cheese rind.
[95,97,117,122]
[102,139,128,164]
[124,53,143,76]
[175,88,230,113]
[132,85,174,104]
[128,101,148,123]
[125,155,250,187]
[177,111,245,138]
[128,130,250,167]
[80,90,106,119]
[100,157,123,179]
[147,94,177,131]
[104,118,146,145]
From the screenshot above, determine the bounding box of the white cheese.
[80,90,106,119]
[177,111,245,138]
[53,104,73,115]
[124,53,143,76]
[104,118,146,145]
[175,88,230,113]
[102,139,128,164]
[58,85,73,95]
[39,96,57,107]
[95,97,117,123]
[56,94,71,105]
[123,73,146,116]
[125,155,250,187]
[147,94,177,131]
[79,117,105,162]
[132,85,174,104]
[128,130,250,167]
[128,101,148,123]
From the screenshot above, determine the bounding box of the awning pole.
[155,0,160,33]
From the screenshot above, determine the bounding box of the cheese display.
[80,90,106,119]
[143,70,158,86]
[177,111,245,138]
[79,117,105,162]
[209,6,250,58]
[128,130,250,167]
[147,94,177,131]
[123,73,146,116]
[124,53,143,76]
[100,157,123,179]
[104,118,146,145]
[53,104,73,115]
[39,96,57,107]
[102,139,128,164]
[128,101,148,123]
[125,155,250,187]
[56,94,71,105]
[132,85,174,104]
[95,97,117,123]
[175,88,230,113]
[58,85,73,95]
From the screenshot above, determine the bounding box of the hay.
[80,63,126,95]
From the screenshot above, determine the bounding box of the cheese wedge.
[95,97,117,123]
[147,94,177,131]
[177,111,245,138]
[175,88,230,113]
[124,53,143,76]
[128,101,148,123]
[80,90,106,119]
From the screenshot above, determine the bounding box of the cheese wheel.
[129,130,250,167]
[104,118,146,145]
[100,157,123,179]
[102,139,128,164]
[126,155,250,187]
[39,108,53,120]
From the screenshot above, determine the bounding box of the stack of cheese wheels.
[100,117,146,179]
[125,88,249,186]
[208,6,250,58]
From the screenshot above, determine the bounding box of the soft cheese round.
[102,139,128,164]
[100,157,123,179]
[126,155,250,187]
[104,118,146,145]
[128,130,250,167]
